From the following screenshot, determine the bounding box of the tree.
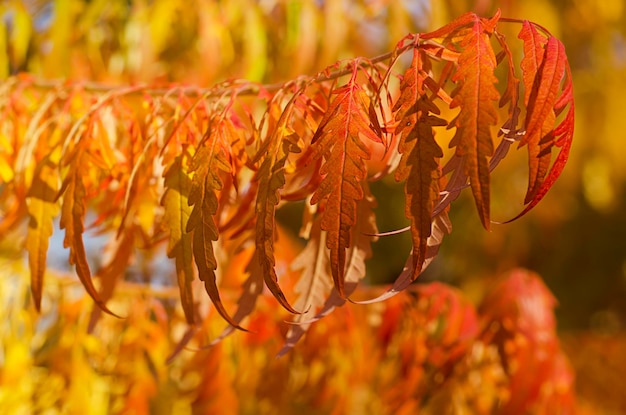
[0,2,579,413]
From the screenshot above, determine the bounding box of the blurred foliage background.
[1,0,626,412]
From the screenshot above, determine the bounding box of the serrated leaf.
[518,21,549,108]
[254,99,301,314]
[187,126,244,330]
[342,182,377,293]
[306,77,382,298]
[519,34,567,203]
[506,36,574,222]
[25,158,59,311]
[59,150,118,317]
[449,18,500,229]
[162,154,195,324]
[393,48,445,281]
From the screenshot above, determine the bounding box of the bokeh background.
[1,0,625,413]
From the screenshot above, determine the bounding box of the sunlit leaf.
[448,13,501,229]
[305,70,382,298]
[393,47,446,280]
[162,154,195,324]
[25,158,59,310]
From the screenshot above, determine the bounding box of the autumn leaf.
[58,147,119,317]
[506,31,574,221]
[278,184,378,355]
[518,21,549,110]
[162,154,195,324]
[25,157,59,311]
[305,68,382,298]
[342,183,378,297]
[448,14,500,229]
[519,32,569,201]
[518,21,552,203]
[393,47,446,281]
[254,97,301,313]
[186,123,244,329]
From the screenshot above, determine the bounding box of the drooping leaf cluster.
[0,11,574,351]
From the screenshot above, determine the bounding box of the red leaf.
[505,36,574,222]
[449,19,500,229]
[305,71,382,298]
[518,21,549,108]
[393,48,445,281]
[518,26,565,203]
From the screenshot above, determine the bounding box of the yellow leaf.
[25,158,60,310]
[162,155,195,323]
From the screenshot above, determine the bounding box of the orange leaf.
[494,30,521,139]
[517,21,549,203]
[519,34,567,203]
[518,21,549,109]
[422,12,480,41]
[186,124,244,329]
[306,72,382,297]
[59,149,118,317]
[449,17,500,229]
[25,158,59,311]
[342,182,378,295]
[506,38,574,222]
[393,48,445,280]
[254,99,301,313]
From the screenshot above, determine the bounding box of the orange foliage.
[0,4,589,413]
[0,11,575,353]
